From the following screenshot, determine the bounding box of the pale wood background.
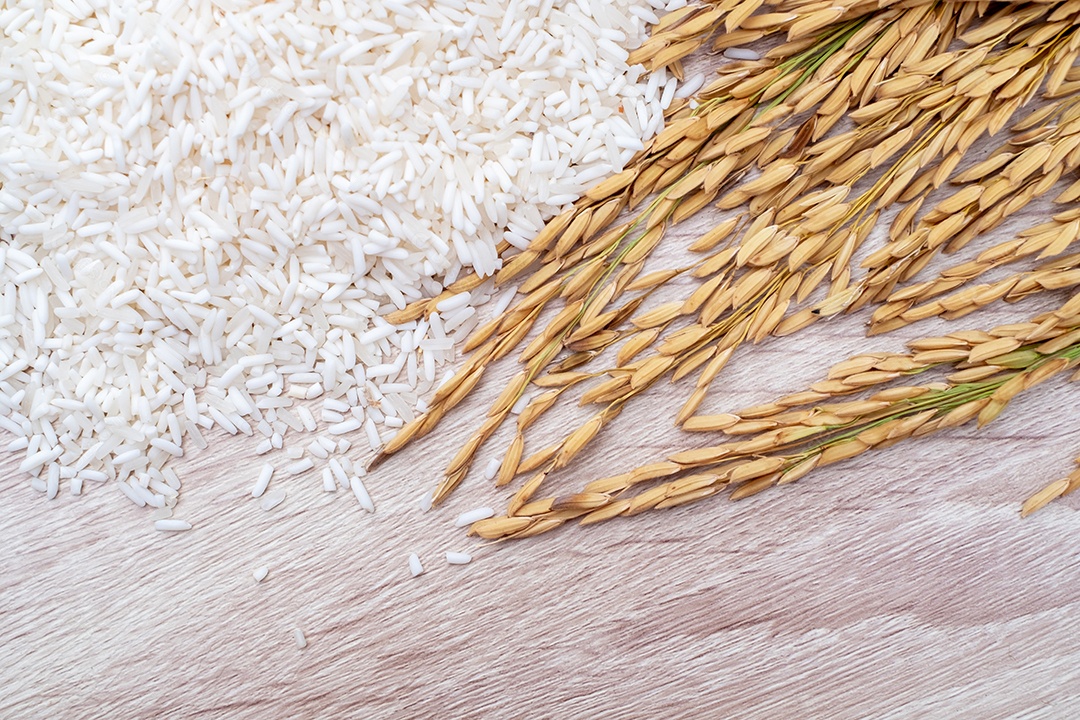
[4,65,1080,720]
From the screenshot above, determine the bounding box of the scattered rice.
[252,463,275,498]
[349,476,375,513]
[419,491,434,513]
[154,519,192,532]
[482,457,502,481]
[510,394,532,415]
[446,552,473,565]
[408,553,424,577]
[455,507,495,527]
[723,47,762,61]
[0,0,669,519]
[296,407,318,432]
[294,628,307,649]
[253,566,269,582]
[286,459,314,476]
[674,73,707,99]
[328,458,349,489]
[260,489,287,511]
[306,440,330,459]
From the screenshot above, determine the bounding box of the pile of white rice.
[0,0,678,516]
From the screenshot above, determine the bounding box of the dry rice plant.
[1023,455,1080,516]
[854,95,1080,324]
[469,291,1080,539]
[372,1,1080,526]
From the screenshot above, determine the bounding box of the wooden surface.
[4,153,1080,719]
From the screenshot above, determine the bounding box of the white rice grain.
[724,47,762,61]
[454,507,495,527]
[286,458,314,475]
[154,519,192,532]
[349,476,375,513]
[260,488,287,511]
[252,463,275,498]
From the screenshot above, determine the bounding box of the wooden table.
[3,158,1080,720]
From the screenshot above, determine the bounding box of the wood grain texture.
[4,115,1080,720]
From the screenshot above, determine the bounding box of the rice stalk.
[469,291,1080,539]
[856,95,1080,314]
[485,12,1080,484]
[376,1,1080,513]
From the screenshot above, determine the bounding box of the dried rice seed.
[517,444,561,475]
[554,415,605,469]
[583,473,634,495]
[497,434,525,487]
[508,472,549,516]
[469,516,534,539]
[1021,479,1070,518]
[684,414,742,432]
[729,472,781,500]
[577,498,631,526]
